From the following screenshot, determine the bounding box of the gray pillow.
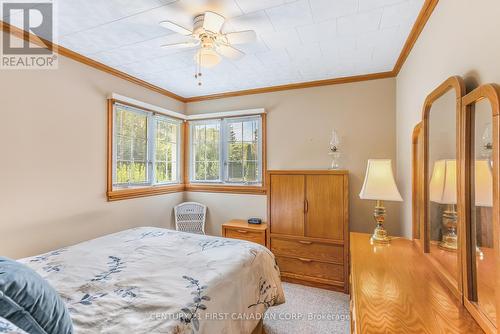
[0,257,73,334]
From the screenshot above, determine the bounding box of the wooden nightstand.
[222,220,268,247]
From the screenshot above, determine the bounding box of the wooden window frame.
[106,99,185,201]
[107,101,267,200]
[184,113,267,195]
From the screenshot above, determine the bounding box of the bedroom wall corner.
[395,0,500,238]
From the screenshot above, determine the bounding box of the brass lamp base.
[438,206,458,251]
[371,201,391,244]
[438,233,458,251]
[371,224,391,244]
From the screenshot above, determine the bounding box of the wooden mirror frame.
[412,122,423,248]
[459,84,500,334]
[420,76,466,299]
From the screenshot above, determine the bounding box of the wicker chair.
[174,202,207,234]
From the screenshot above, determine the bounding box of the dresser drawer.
[271,237,343,263]
[276,255,344,282]
[225,228,266,246]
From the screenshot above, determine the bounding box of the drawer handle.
[298,240,312,245]
[298,258,312,263]
[237,230,248,234]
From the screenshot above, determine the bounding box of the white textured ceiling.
[5,0,424,98]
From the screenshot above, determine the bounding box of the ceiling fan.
[159,11,257,69]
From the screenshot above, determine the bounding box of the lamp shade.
[429,159,457,205]
[359,159,403,201]
[475,159,493,207]
[194,47,221,68]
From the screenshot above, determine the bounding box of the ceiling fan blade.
[216,44,244,60]
[224,30,257,45]
[203,11,225,33]
[161,41,199,49]
[159,21,192,36]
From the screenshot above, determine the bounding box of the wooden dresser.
[350,233,483,333]
[267,170,349,292]
[222,220,268,247]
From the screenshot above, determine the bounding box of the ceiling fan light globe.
[194,48,221,68]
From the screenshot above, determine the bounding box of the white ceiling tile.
[255,48,291,66]
[309,0,358,23]
[164,0,243,19]
[260,29,302,49]
[372,31,406,65]
[337,9,383,37]
[61,5,181,54]
[356,27,402,50]
[359,0,406,12]
[265,0,313,31]
[35,0,424,96]
[91,35,190,65]
[234,0,287,14]
[380,0,424,29]
[286,42,323,63]
[233,41,270,55]
[297,19,337,44]
[232,54,267,71]
[320,36,356,60]
[57,0,177,36]
[223,10,275,35]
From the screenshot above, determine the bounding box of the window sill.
[185,183,266,195]
[107,184,184,201]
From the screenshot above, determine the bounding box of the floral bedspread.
[21,227,285,334]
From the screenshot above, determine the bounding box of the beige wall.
[0,33,185,259]
[185,192,267,236]
[396,0,500,237]
[186,78,399,236]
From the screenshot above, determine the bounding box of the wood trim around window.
[107,101,267,199]
[106,98,185,201]
[183,113,268,195]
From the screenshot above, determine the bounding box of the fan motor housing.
[193,14,205,36]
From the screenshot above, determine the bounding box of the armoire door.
[305,175,345,240]
[270,174,305,236]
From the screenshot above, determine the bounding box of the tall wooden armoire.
[267,170,349,292]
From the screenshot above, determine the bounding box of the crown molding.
[1,0,438,103]
[184,71,395,102]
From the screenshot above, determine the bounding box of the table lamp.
[359,159,403,243]
[429,159,457,250]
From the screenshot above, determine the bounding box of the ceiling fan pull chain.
[195,53,202,86]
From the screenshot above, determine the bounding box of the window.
[189,115,264,187]
[109,101,182,199]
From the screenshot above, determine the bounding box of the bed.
[20,227,285,334]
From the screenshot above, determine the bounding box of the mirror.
[471,99,495,326]
[427,89,460,286]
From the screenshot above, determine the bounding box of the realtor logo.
[1,1,58,69]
